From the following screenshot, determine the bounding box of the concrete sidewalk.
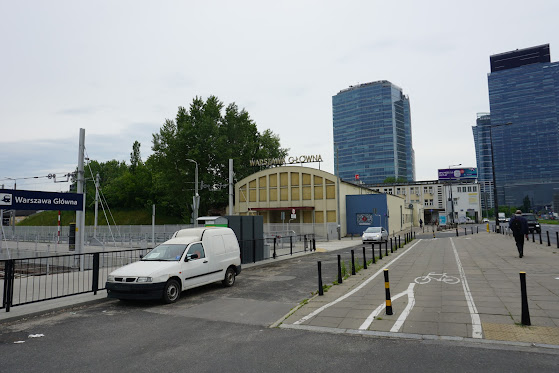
[280,231,559,348]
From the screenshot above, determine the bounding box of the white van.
[106,227,241,303]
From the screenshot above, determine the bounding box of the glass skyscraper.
[332,80,415,184]
[473,44,559,209]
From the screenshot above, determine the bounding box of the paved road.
[1,231,559,372]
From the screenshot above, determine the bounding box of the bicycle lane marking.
[293,240,423,325]
[450,237,483,339]
[358,282,416,331]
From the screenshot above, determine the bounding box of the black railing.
[239,234,316,264]
[1,248,149,312]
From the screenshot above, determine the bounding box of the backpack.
[511,217,522,234]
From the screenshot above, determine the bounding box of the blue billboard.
[438,168,477,180]
[0,189,83,211]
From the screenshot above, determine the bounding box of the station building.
[234,165,413,238]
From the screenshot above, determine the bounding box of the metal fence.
[239,234,316,264]
[1,248,148,312]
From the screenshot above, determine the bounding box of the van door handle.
[203,260,208,263]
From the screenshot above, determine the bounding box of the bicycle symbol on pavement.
[414,272,460,285]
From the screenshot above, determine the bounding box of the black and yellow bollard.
[519,272,531,326]
[384,269,393,315]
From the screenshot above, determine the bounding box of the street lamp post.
[488,122,512,233]
[186,159,199,227]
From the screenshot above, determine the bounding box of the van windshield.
[142,244,187,261]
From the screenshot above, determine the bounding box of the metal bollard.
[532,231,535,242]
[313,238,316,251]
[384,269,393,315]
[456,228,459,237]
[318,261,324,296]
[398,236,401,248]
[372,244,376,264]
[547,231,550,247]
[477,226,479,234]
[519,272,531,326]
[385,240,388,256]
[465,228,467,236]
[273,237,277,259]
[362,246,367,270]
[539,231,542,245]
[378,243,382,260]
[390,238,393,253]
[337,255,343,284]
[557,232,559,249]
[351,250,356,275]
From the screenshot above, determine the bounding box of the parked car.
[106,227,241,303]
[521,213,541,234]
[482,218,489,223]
[362,227,388,244]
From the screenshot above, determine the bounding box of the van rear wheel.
[163,279,181,304]
[222,267,236,287]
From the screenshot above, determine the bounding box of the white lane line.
[390,283,416,333]
[358,287,409,330]
[293,240,423,325]
[450,238,483,339]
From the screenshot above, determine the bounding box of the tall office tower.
[332,80,415,184]
[474,44,559,209]
[472,113,494,212]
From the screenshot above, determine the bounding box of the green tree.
[149,96,287,221]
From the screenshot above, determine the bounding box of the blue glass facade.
[332,81,415,184]
[476,45,559,208]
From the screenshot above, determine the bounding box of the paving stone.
[401,321,438,335]
[438,322,468,337]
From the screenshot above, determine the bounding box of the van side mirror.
[185,253,199,261]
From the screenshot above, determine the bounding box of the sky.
[1,0,558,192]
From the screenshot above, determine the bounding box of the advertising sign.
[438,168,477,180]
[0,189,83,211]
[356,213,373,225]
[439,215,447,225]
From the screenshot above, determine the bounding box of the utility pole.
[94,173,100,240]
[76,128,86,260]
[229,159,234,215]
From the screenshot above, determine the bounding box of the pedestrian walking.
[419,219,423,228]
[509,209,529,258]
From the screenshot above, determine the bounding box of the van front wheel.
[163,279,181,304]
[222,267,236,287]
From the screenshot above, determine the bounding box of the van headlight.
[107,275,115,282]
[137,277,152,283]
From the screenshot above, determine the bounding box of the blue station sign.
[0,189,83,211]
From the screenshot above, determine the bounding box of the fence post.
[92,253,100,295]
[337,255,343,284]
[384,269,393,315]
[351,250,356,275]
[519,272,531,326]
[290,235,293,255]
[4,260,15,312]
[318,261,323,296]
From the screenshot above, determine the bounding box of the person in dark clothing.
[509,209,529,258]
